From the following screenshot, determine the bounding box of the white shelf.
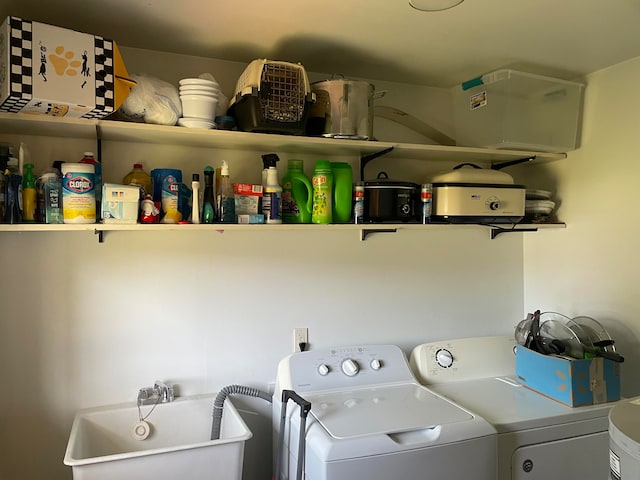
[0,222,567,242]
[0,113,567,164]
[0,112,567,241]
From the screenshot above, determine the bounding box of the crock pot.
[430,163,525,224]
[364,172,418,223]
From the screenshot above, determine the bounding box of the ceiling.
[2,0,640,87]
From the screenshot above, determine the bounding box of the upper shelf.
[0,113,567,165]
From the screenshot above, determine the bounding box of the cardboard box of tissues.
[102,184,140,223]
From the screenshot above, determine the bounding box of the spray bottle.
[216,160,235,223]
[262,166,282,224]
[22,163,37,222]
[261,153,280,186]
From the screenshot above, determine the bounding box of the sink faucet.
[137,380,175,405]
[154,380,175,402]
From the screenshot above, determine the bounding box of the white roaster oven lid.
[307,383,472,439]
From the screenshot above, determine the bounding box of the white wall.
[0,48,527,480]
[521,56,640,397]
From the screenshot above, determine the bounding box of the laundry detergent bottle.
[330,162,353,223]
[311,160,333,224]
[282,159,312,223]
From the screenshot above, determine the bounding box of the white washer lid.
[431,376,615,432]
[306,383,472,439]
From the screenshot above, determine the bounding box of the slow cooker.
[431,163,525,224]
[364,172,418,223]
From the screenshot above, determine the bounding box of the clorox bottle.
[282,159,312,223]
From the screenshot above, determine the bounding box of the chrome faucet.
[137,380,175,405]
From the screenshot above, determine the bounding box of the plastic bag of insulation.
[118,74,182,125]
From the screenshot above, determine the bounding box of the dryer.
[273,344,497,480]
[410,336,619,480]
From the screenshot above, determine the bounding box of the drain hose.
[210,384,272,440]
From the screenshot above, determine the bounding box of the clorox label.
[64,175,94,193]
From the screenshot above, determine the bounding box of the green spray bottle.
[282,159,313,223]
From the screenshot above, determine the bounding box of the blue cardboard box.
[515,344,621,407]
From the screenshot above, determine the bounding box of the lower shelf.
[0,222,566,242]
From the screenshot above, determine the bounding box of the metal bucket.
[307,78,383,140]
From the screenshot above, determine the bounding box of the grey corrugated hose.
[210,385,272,440]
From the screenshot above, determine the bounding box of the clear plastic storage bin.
[453,69,585,153]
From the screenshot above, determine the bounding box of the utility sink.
[64,393,252,480]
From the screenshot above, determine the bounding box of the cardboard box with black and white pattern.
[0,16,131,119]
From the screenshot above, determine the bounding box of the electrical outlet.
[294,327,308,352]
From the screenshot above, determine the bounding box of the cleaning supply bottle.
[282,159,312,223]
[4,166,22,224]
[261,153,280,186]
[0,143,10,220]
[80,152,101,217]
[38,166,63,224]
[330,162,353,223]
[123,163,152,198]
[262,166,282,224]
[312,160,333,224]
[202,166,216,224]
[191,173,201,224]
[216,160,235,223]
[21,163,37,222]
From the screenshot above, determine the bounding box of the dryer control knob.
[341,358,360,377]
[370,359,382,370]
[435,348,454,368]
[318,364,330,376]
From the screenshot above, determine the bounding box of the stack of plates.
[525,189,556,220]
[178,78,222,129]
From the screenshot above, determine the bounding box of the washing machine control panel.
[281,345,416,393]
[409,336,516,384]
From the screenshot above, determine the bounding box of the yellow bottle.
[123,163,152,197]
[22,163,37,222]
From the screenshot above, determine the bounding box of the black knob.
[489,201,501,210]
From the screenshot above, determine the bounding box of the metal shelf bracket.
[490,226,538,239]
[359,146,395,181]
[360,228,398,241]
[491,155,536,170]
[95,229,104,243]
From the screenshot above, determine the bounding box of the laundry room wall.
[519,55,640,398]
[0,47,528,480]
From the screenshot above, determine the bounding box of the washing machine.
[410,336,619,480]
[609,397,640,479]
[273,344,497,480]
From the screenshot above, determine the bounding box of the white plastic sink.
[64,393,252,480]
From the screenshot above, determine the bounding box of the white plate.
[179,90,220,98]
[180,87,220,95]
[179,78,220,88]
[526,189,552,200]
[525,199,555,215]
[178,117,216,129]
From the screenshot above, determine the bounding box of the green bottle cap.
[288,159,304,169]
[314,160,331,171]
